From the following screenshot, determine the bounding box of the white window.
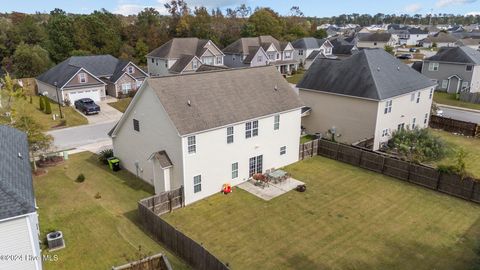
[268,53,275,60]
[411,93,415,102]
[424,113,429,125]
[298,50,304,56]
[187,136,196,154]
[276,53,280,59]
[127,66,134,74]
[121,83,132,94]
[227,126,234,144]
[285,51,292,59]
[429,89,433,99]
[428,62,439,71]
[466,65,473,72]
[193,175,201,193]
[381,128,389,137]
[232,162,238,179]
[79,72,87,83]
[257,55,263,62]
[216,56,222,65]
[384,100,392,114]
[274,115,280,130]
[192,60,198,69]
[136,80,142,88]
[412,117,416,129]
[416,92,421,103]
[245,120,258,138]
[442,80,448,89]
[462,81,469,90]
[280,146,286,155]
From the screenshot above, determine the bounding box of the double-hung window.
[79,73,87,83]
[384,100,392,114]
[227,126,234,144]
[416,92,421,103]
[381,129,389,137]
[187,136,196,154]
[299,50,304,56]
[280,146,286,155]
[245,120,258,138]
[424,113,429,125]
[429,89,433,99]
[412,117,417,129]
[428,62,439,71]
[232,162,238,179]
[274,115,280,130]
[193,175,201,193]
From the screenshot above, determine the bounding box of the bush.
[39,95,45,111]
[94,192,101,199]
[437,149,470,179]
[387,128,448,163]
[44,97,52,114]
[98,149,114,165]
[76,173,85,183]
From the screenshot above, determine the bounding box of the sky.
[0,0,479,17]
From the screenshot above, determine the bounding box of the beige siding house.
[357,32,395,49]
[298,49,436,150]
[109,66,303,205]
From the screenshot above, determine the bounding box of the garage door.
[67,89,101,105]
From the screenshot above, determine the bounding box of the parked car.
[409,48,418,53]
[397,54,413,59]
[74,98,101,115]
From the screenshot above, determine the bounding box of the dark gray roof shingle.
[292,37,327,50]
[358,32,392,42]
[147,38,211,59]
[146,66,304,135]
[425,46,480,65]
[298,49,436,100]
[0,125,36,220]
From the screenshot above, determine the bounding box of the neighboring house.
[146,38,225,76]
[419,32,458,48]
[292,37,333,66]
[0,125,42,270]
[421,46,480,93]
[36,55,148,104]
[357,32,395,49]
[456,37,480,50]
[298,49,436,150]
[223,36,299,74]
[329,37,359,59]
[407,28,429,46]
[304,51,337,70]
[109,66,303,205]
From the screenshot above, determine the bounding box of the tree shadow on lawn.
[84,153,154,194]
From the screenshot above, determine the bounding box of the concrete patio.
[238,178,305,201]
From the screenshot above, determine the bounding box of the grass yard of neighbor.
[34,152,188,270]
[434,92,480,111]
[164,156,480,270]
[430,129,480,178]
[300,134,316,144]
[286,70,305,84]
[108,97,132,113]
[13,95,88,129]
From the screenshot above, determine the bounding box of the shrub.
[98,149,114,165]
[63,98,71,107]
[44,97,52,114]
[39,95,45,111]
[128,90,138,98]
[437,150,470,179]
[94,192,101,199]
[76,173,85,183]
[387,128,448,163]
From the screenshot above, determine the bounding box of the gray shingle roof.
[0,125,36,220]
[169,55,195,73]
[147,38,211,59]
[223,36,283,55]
[426,46,480,65]
[37,55,146,87]
[292,37,327,50]
[423,32,458,43]
[298,49,436,100]
[146,66,303,135]
[152,151,173,168]
[358,32,392,42]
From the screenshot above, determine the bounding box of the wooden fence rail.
[429,115,479,137]
[459,91,480,105]
[137,187,229,270]
[299,138,480,204]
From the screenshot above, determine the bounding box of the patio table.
[267,169,288,183]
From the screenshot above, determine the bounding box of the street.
[438,105,480,124]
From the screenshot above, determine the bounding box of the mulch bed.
[33,168,48,176]
[37,156,64,168]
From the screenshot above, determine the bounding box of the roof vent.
[377,67,380,71]
[187,100,191,106]
[17,152,23,159]
[397,66,400,71]
[274,85,278,91]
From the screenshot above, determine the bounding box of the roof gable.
[426,46,480,65]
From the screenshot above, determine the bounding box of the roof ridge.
[360,50,382,100]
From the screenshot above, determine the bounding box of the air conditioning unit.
[46,231,65,251]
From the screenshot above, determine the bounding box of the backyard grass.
[164,156,480,270]
[434,92,480,111]
[300,134,316,144]
[34,152,189,270]
[286,70,305,84]
[430,129,480,178]
[108,97,132,113]
[13,95,88,129]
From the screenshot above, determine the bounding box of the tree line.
[0,0,478,78]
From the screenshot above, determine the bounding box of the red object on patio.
[222,183,232,194]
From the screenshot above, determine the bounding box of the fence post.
[435,173,442,191]
[470,181,476,201]
[302,143,305,160]
[407,164,412,182]
[380,156,386,173]
[311,141,314,157]
[357,149,363,166]
[151,197,155,212]
[180,185,185,207]
[334,143,340,160]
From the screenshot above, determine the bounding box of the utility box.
[107,157,121,171]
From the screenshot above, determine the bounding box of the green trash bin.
[107,157,121,171]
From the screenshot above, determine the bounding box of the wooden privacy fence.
[460,91,480,104]
[112,253,172,270]
[300,139,480,204]
[429,115,479,137]
[138,188,229,270]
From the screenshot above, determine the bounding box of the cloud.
[435,0,477,8]
[404,3,422,13]
[114,4,149,15]
[465,11,480,15]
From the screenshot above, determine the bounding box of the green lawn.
[34,152,189,270]
[286,70,305,84]
[13,96,88,129]
[108,97,132,113]
[300,134,316,144]
[164,156,480,270]
[434,92,480,111]
[430,129,480,178]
